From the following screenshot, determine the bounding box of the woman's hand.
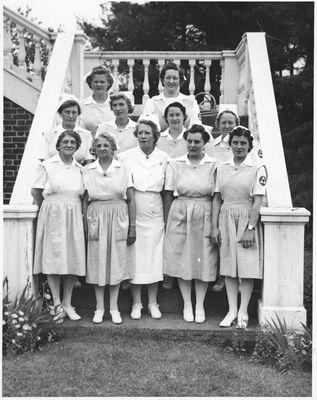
[127,225,136,245]
[238,229,254,248]
[211,226,221,246]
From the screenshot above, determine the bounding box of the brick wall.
[3,97,34,204]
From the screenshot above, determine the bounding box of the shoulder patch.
[259,175,266,186]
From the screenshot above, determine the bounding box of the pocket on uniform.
[88,212,99,241]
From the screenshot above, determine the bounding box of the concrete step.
[72,281,261,318]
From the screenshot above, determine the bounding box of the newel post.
[258,207,310,330]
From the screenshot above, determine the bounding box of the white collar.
[154,92,187,101]
[224,153,255,167]
[53,124,86,135]
[47,153,81,168]
[85,158,122,173]
[161,128,186,141]
[83,95,110,105]
[102,118,136,129]
[176,153,215,166]
[213,134,230,146]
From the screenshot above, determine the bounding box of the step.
[72,282,261,319]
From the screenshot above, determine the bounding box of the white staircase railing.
[3,5,54,88]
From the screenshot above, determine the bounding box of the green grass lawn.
[3,327,312,397]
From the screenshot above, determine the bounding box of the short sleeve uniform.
[118,146,172,284]
[164,154,219,281]
[39,124,93,164]
[214,155,267,278]
[78,96,115,134]
[33,154,85,276]
[83,159,134,286]
[95,118,138,153]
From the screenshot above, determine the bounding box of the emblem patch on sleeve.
[258,149,263,158]
[259,176,266,186]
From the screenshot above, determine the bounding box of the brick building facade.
[3,97,34,204]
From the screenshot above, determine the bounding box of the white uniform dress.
[118,146,172,284]
[142,92,201,130]
[40,124,94,164]
[83,159,134,286]
[95,118,138,153]
[213,134,264,162]
[164,154,219,281]
[78,95,115,134]
[215,155,267,279]
[157,128,215,158]
[33,154,85,276]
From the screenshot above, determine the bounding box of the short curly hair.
[183,124,210,144]
[90,133,117,157]
[164,102,187,122]
[160,62,185,86]
[216,110,240,127]
[134,119,161,146]
[85,65,114,91]
[228,126,254,152]
[56,130,81,151]
[110,93,134,114]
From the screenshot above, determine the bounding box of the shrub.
[2,280,60,356]
[252,315,312,372]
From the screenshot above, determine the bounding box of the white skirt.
[130,191,164,284]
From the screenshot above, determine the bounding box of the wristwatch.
[247,224,255,231]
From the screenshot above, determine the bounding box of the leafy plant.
[3,280,60,356]
[252,314,312,372]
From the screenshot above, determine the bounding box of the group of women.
[32,63,267,329]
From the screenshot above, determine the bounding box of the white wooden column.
[188,59,196,96]
[258,208,310,330]
[3,206,39,300]
[32,35,42,88]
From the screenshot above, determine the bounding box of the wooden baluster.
[127,59,135,103]
[219,59,225,104]
[17,25,27,78]
[112,59,119,94]
[173,59,181,67]
[142,59,150,104]
[158,59,165,93]
[188,59,196,96]
[4,18,13,69]
[32,35,42,88]
[204,59,212,93]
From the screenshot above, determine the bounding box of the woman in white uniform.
[40,97,93,165]
[211,126,267,329]
[79,66,115,135]
[96,93,138,153]
[118,119,172,320]
[142,62,201,132]
[164,125,219,323]
[83,133,136,324]
[32,130,86,322]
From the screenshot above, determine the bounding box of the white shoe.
[219,312,237,327]
[148,303,162,319]
[93,309,104,324]
[53,304,66,324]
[110,310,122,324]
[63,306,81,321]
[131,303,143,320]
[183,306,194,323]
[195,308,205,323]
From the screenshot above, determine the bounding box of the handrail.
[10,32,75,205]
[84,50,225,60]
[3,5,54,41]
[246,32,292,207]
